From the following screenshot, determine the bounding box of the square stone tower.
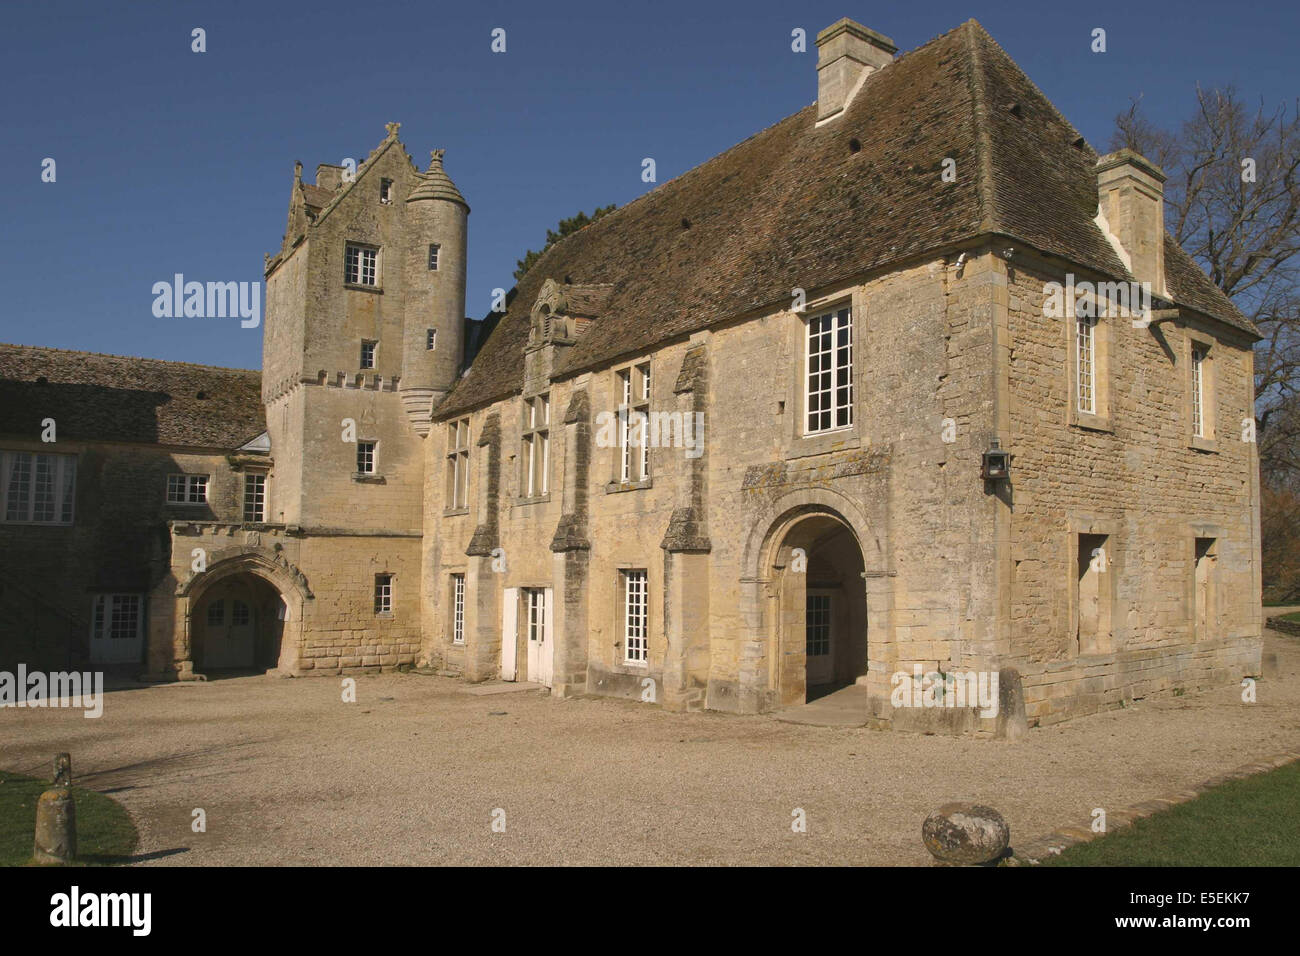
[253,123,469,670]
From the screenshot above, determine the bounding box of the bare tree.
[1112,89,1300,476]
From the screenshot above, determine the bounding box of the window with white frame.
[451,574,465,644]
[357,441,376,474]
[428,244,440,271]
[1191,345,1207,438]
[345,243,378,286]
[805,306,853,433]
[91,594,142,641]
[618,364,651,482]
[527,587,547,646]
[166,473,209,505]
[379,178,393,204]
[360,339,377,369]
[426,328,437,350]
[522,393,550,497]
[623,569,648,663]
[375,574,393,615]
[1076,314,1097,414]
[2,450,76,524]
[446,419,470,509]
[243,473,266,522]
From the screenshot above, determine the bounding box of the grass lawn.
[1040,760,1300,866]
[1277,611,1300,623]
[0,770,138,866]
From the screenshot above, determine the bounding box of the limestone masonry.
[0,17,1262,733]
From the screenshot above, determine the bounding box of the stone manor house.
[0,18,1262,731]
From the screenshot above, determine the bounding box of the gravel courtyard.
[5,631,1298,866]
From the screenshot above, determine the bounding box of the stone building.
[0,346,265,672]
[0,17,1262,731]
[420,18,1262,729]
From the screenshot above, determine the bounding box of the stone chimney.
[1095,149,1167,297]
[815,18,897,124]
[315,163,345,191]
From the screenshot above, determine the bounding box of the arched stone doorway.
[169,546,310,679]
[767,510,868,707]
[192,574,286,672]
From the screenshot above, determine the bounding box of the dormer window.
[379,179,393,204]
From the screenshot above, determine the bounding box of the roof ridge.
[520,21,983,287]
[311,132,403,227]
[963,20,1000,235]
[0,342,260,375]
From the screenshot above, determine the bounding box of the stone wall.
[1000,249,1262,724]
[423,253,1000,721]
[0,437,242,671]
[148,523,422,678]
[420,244,1260,730]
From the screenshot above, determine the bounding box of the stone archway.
[726,488,893,715]
[171,548,310,679]
[765,510,868,707]
[191,574,285,673]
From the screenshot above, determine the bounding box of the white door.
[541,588,554,688]
[90,594,144,664]
[501,587,518,680]
[525,588,553,688]
[806,592,834,686]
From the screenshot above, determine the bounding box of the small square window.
[428,244,440,271]
[360,340,377,370]
[357,441,376,474]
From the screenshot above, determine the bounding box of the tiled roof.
[1162,236,1255,335]
[407,150,469,208]
[0,344,264,449]
[438,19,1253,418]
[301,183,336,210]
[561,283,615,318]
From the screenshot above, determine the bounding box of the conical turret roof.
[407,149,469,209]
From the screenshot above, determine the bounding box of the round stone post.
[33,753,76,864]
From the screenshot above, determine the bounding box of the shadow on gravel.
[86,847,190,865]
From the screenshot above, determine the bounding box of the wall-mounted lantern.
[981,438,1011,480]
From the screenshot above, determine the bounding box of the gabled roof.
[1162,236,1254,335]
[0,344,264,449]
[438,19,1253,418]
[300,183,336,211]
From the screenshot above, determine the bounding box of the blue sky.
[1,0,1296,370]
